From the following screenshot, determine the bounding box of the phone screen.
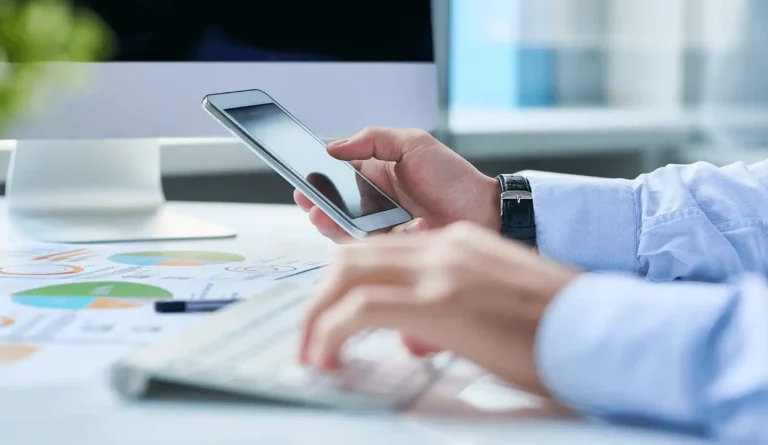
[226,104,397,218]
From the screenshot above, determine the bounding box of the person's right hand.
[299,221,579,397]
[294,127,500,243]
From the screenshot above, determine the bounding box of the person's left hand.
[299,221,579,397]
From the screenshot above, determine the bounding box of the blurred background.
[1,0,766,204]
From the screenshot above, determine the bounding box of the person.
[294,127,768,443]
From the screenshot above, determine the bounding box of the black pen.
[154,299,241,314]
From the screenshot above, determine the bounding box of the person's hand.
[294,127,500,243]
[299,221,579,396]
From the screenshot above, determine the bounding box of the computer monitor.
[4,0,438,243]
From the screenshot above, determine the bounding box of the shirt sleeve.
[527,160,768,282]
[536,272,768,443]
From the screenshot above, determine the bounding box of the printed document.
[0,242,326,387]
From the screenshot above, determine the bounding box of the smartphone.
[202,89,412,239]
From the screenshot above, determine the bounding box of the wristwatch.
[495,174,536,247]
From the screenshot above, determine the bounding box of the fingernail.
[404,219,422,233]
[320,355,339,370]
[309,347,333,370]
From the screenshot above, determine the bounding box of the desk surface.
[0,200,709,445]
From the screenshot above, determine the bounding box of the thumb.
[389,217,428,234]
[327,127,423,163]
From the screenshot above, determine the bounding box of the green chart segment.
[108,251,246,267]
[12,282,173,310]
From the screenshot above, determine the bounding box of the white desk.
[0,200,710,445]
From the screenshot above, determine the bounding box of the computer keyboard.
[111,281,452,411]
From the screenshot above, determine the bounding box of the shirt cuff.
[534,272,733,423]
[527,174,638,273]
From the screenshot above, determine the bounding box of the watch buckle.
[501,190,533,204]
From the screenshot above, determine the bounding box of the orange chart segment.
[32,249,89,261]
[87,298,140,310]
[0,343,38,365]
[0,316,14,328]
[157,259,205,267]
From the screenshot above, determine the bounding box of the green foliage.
[0,0,112,133]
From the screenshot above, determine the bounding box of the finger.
[308,207,353,243]
[400,333,443,357]
[388,217,429,235]
[349,159,364,171]
[300,243,417,363]
[309,285,428,369]
[293,190,314,212]
[360,224,437,246]
[327,127,427,162]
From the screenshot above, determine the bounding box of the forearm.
[527,160,768,281]
[527,173,637,273]
[536,273,768,443]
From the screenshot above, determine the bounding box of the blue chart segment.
[17,296,96,310]
[109,256,161,266]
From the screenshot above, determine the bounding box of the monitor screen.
[9,0,437,140]
[72,0,434,62]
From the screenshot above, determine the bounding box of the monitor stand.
[5,139,237,243]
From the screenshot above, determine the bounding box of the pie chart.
[0,264,84,276]
[12,282,173,310]
[108,251,245,267]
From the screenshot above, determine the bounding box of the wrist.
[542,269,581,306]
[479,175,501,232]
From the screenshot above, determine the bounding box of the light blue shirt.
[529,160,768,444]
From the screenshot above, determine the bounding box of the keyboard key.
[276,364,316,386]
[236,333,298,374]
[430,351,455,369]
[344,329,408,361]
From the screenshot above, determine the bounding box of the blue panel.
[449,0,519,108]
[14,296,93,310]
[517,47,555,107]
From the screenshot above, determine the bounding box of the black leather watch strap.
[496,174,536,247]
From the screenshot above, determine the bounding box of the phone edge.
[202,99,372,239]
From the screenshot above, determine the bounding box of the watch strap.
[497,174,536,247]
